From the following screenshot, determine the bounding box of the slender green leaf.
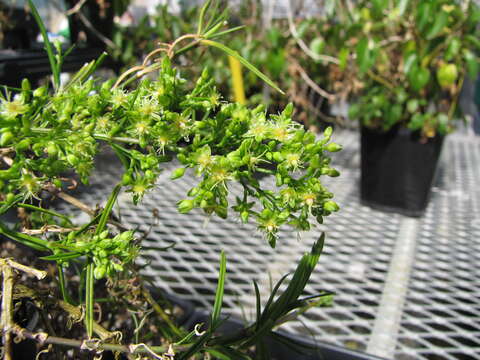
[197,0,213,35]
[0,221,49,251]
[96,184,122,235]
[73,213,102,236]
[58,265,75,305]
[203,0,223,34]
[211,250,226,327]
[253,280,261,326]
[64,52,108,90]
[177,332,211,360]
[111,143,132,170]
[27,0,60,90]
[210,25,246,40]
[0,195,23,215]
[241,318,275,348]
[85,261,94,338]
[6,202,72,225]
[200,39,284,95]
[40,252,83,261]
[259,273,290,323]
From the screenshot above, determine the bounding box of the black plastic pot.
[184,311,386,360]
[66,0,114,48]
[360,125,444,217]
[0,4,39,50]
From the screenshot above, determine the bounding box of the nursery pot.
[360,125,444,217]
[185,311,387,360]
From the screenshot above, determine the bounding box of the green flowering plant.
[0,0,340,358]
[339,0,480,137]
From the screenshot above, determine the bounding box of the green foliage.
[338,0,480,137]
[1,55,339,246]
[0,1,341,356]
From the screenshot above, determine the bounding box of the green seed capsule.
[177,199,194,213]
[0,132,14,146]
[323,200,340,212]
[66,154,79,166]
[325,143,342,152]
[16,138,31,152]
[6,193,15,203]
[240,211,249,224]
[94,266,106,279]
[171,167,186,180]
[33,87,47,97]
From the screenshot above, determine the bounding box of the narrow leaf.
[40,252,83,261]
[253,280,261,326]
[200,39,284,95]
[96,184,122,234]
[211,250,226,327]
[197,0,213,35]
[27,0,60,89]
[85,261,94,338]
[0,221,49,251]
[12,202,72,225]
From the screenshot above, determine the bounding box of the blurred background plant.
[342,0,480,137]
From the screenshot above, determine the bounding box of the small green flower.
[1,98,28,119]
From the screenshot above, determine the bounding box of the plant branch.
[292,61,336,101]
[0,259,47,360]
[140,285,183,338]
[286,0,339,65]
[367,70,396,91]
[11,326,192,356]
[66,0,88,15]
[22,225,80,235]
[76,11,117,49]
[1,264,14,360]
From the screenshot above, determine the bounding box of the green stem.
[57,264,75,305]
[93,134,141,145]
[30,128,141,145]
[367,70,396,92]
[85,260,94,338]
[141,286,183,338]
[448,72,465,120]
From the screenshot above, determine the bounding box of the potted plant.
[0,1,347,358]
[340,0,480,216]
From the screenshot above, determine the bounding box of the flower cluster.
[62,230,138,279]
[1,57,341,248]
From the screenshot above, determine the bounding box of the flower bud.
[240,211,249,224]
[0,132,14,147]
[177,199,194,213]
[324,200,339,212]
[325,143,342,152]
[171,167,186,180]
[94,266,106,279]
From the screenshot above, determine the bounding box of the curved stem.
[286,0,340,65]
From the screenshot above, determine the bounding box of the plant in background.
[108,1,351,130]
[0,0,340,358]
[343,0,480,137]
